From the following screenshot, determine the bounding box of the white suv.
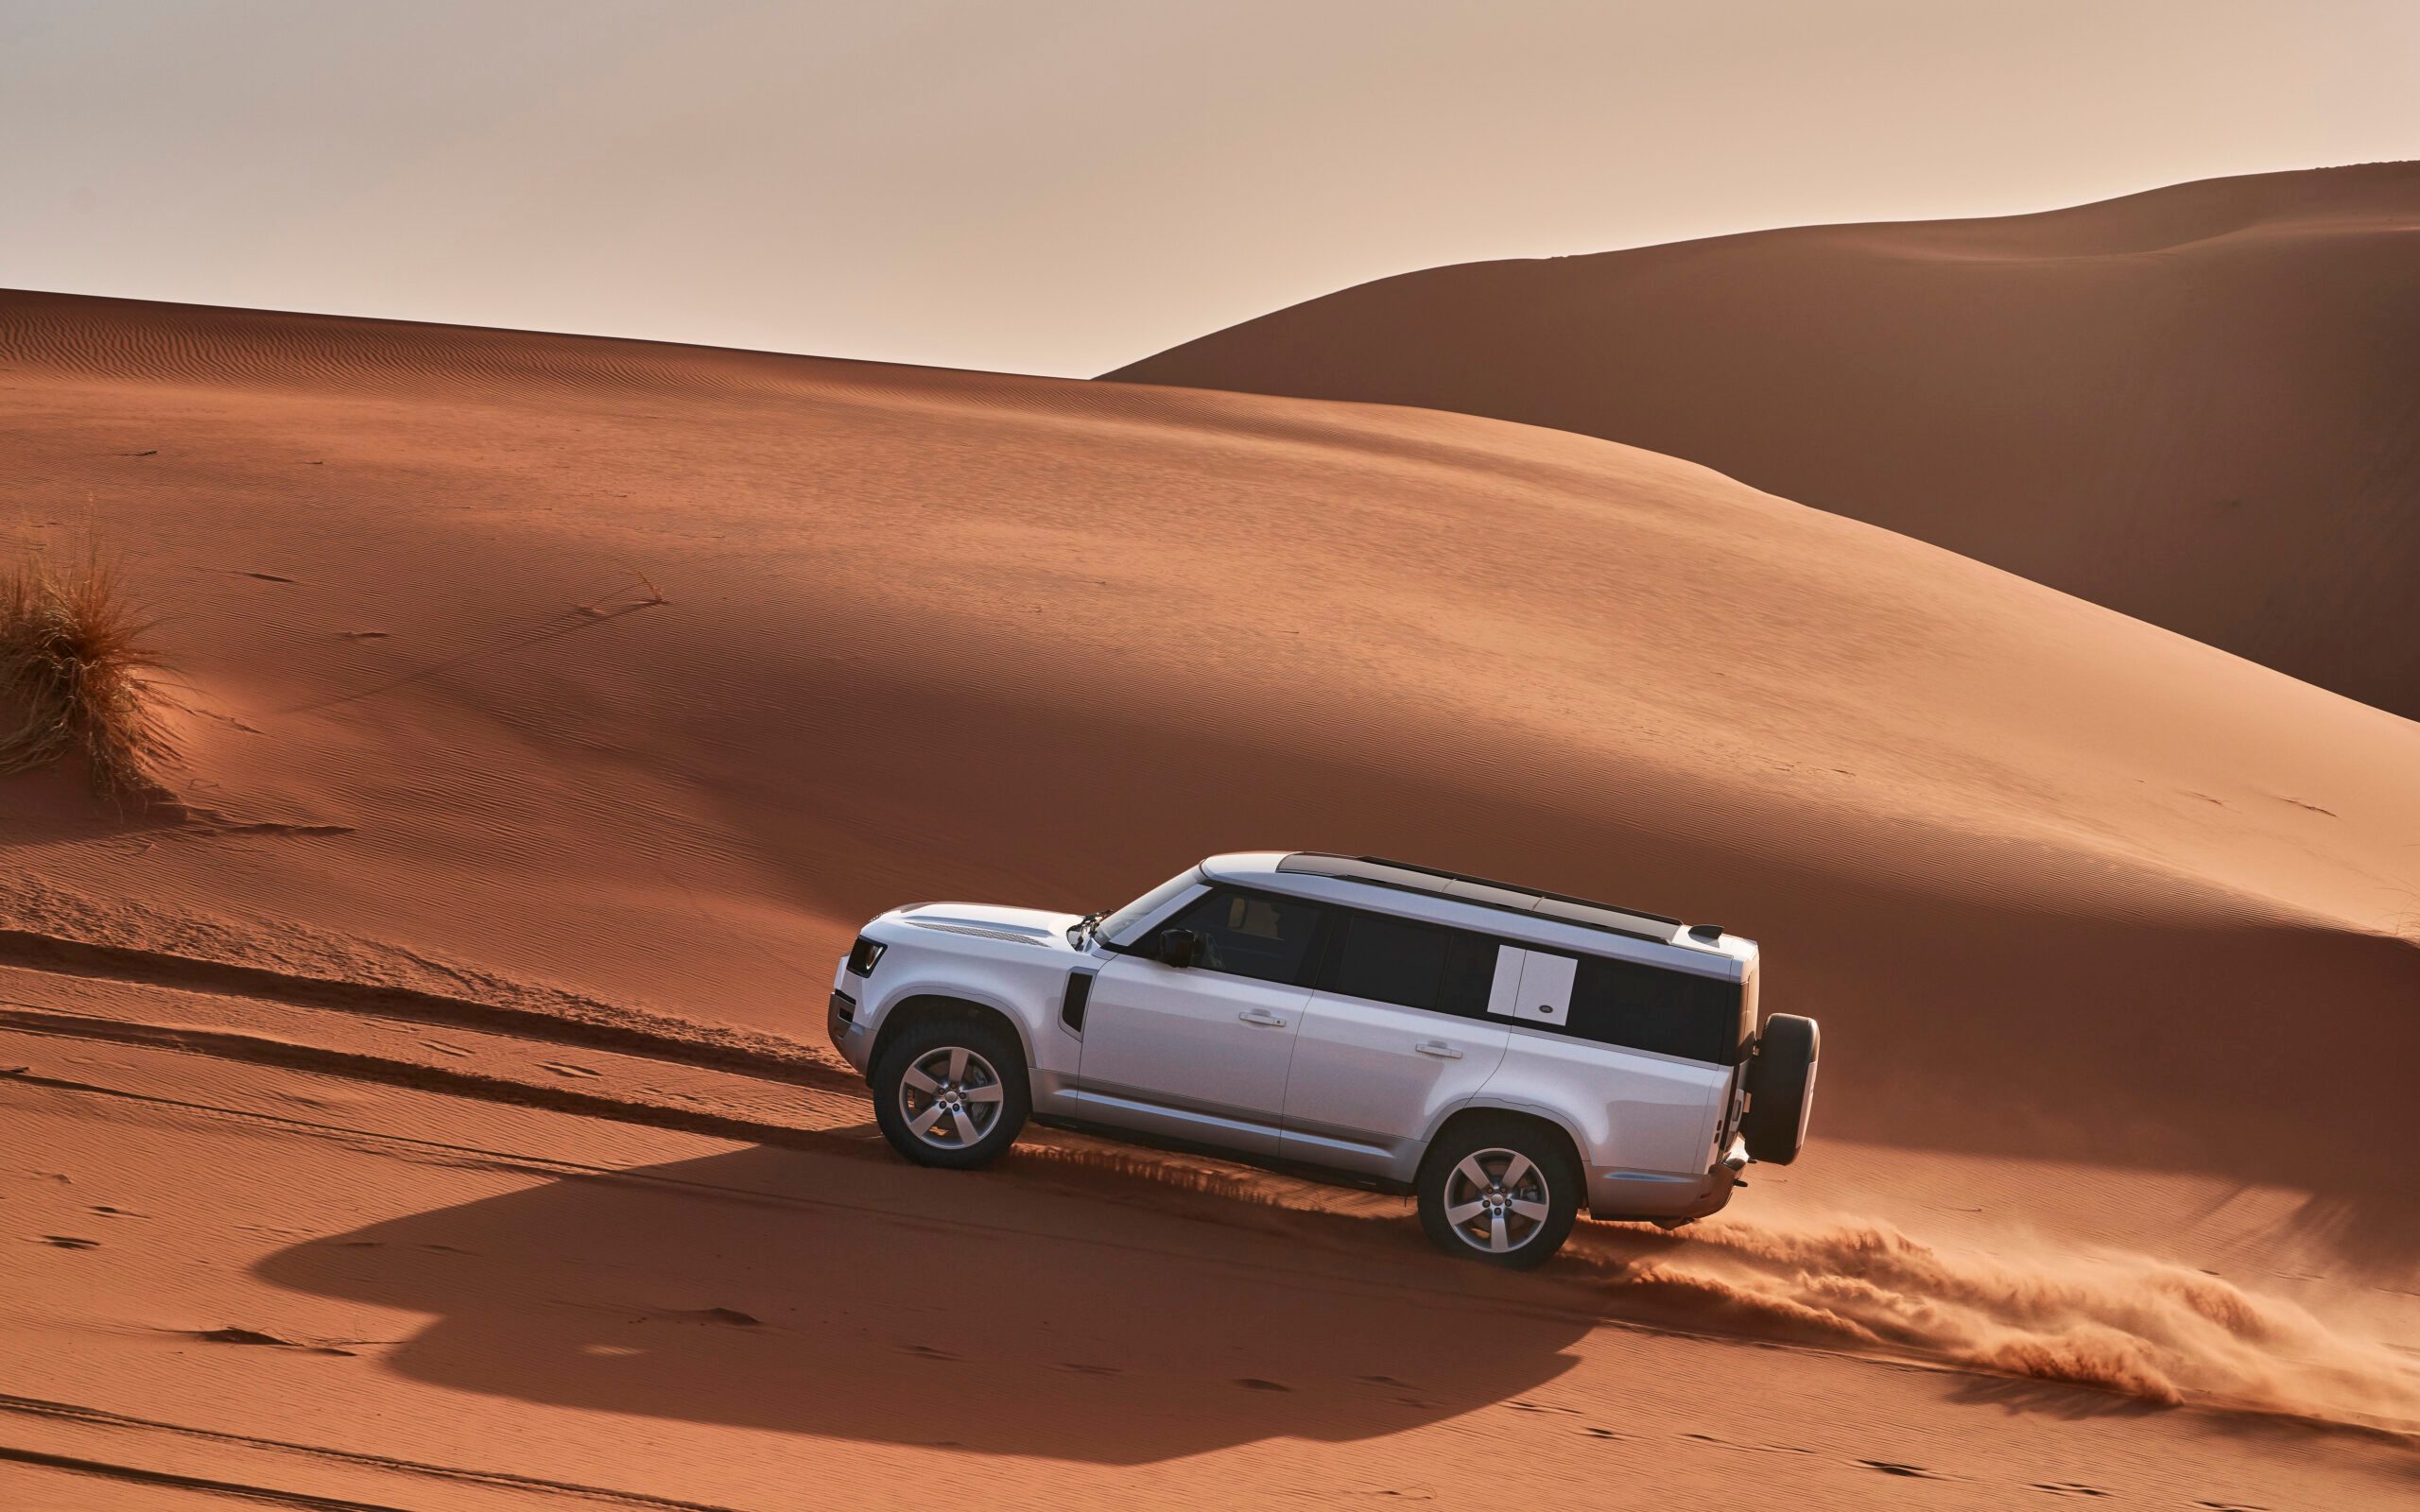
[827,852,1818,1267]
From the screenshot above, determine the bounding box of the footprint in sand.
[540,1062,602,1078]
[1859,1461,1954,1481]
[1055,1363,1120,1376]
[88,1206,146,1218]
[2033,1486,2111,1498]
[189,1327,356,1357]
[38,1235,100,1249]
[900,1343,962,1361]
[1684,1433,1815,1456]
[1234,1378,1290,1392]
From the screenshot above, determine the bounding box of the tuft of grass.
[0,548,177,801]
[575,566,668,618]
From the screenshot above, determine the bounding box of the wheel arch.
[869,991,1037,1078]
[1417,1101,1589,1192]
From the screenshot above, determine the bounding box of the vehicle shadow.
[255,1143,1595,1463]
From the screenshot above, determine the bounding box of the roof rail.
[1272,852,1686,945]
[1354,855,1684,926]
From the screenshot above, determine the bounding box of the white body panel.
[1070,953,1309,1153]
[1279,992,1510,1176]
[1482,1028,1731,1190]
[1490,947,1576,1027]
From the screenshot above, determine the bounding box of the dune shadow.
[254,1144,1592,1463]
[0,767,186,848]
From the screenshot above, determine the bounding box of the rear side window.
[1162,887,1327,985]
[1569,955,1744,1064]
[1322,909,1497,1016]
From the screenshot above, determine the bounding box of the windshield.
[1093,867,1204,948]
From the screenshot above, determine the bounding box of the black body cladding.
[1060,968,1096,1033]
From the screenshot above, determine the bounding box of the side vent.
[1061,968,1097,1034]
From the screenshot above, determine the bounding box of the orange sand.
[2,289,2413,1507]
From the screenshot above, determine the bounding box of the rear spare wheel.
[1740,1014,1819,1165]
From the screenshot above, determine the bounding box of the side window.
[1323,910,1499,1017]
[1160,888,1326,985]
[1567,955,1744,1063]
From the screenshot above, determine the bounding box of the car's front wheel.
[1417,1116,1581,1268]
[872,1017,1029,1169]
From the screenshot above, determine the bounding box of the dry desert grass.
[0,546,175,799]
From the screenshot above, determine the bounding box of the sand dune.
[1107,163,2420,719]
[3,288,2415,1503]
[6,286,2415,1179]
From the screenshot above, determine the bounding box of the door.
[1075,887,1328,1153]
[1281,909,1511,1178]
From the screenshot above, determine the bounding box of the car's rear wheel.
[872,1017,1028,1169]
[1417,1117,1580,1268]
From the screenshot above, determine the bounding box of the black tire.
[872,1015,1029,1170]
[1416,1115,1581,1269]
[1740,1014,1820,1165]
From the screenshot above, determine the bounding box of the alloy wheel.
[897,1045,1006,1151]
[1440,1147,1552,1254]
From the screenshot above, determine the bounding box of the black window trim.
[1107,883,1338,989]
[1108,885,1745,1063]
[1312,903,1490,1017]
[1309,903,1749,1065]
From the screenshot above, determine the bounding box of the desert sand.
[2,288,2415,1508]
[1107,163,2420,720]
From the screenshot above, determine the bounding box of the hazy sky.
[5,1,2415,376]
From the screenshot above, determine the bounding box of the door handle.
[1238,1008,1288,1027]
[1415,1040,1463,1058]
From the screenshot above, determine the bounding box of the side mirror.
[1155,929,1201,969]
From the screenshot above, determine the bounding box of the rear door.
[1076,887,1328,1154]
[1279,909,1510,1177]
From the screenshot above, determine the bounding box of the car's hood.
[890,902,1082,944]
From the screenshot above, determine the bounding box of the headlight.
[846,936,887,976]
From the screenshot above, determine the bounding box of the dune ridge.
[1105,163,2420,718]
